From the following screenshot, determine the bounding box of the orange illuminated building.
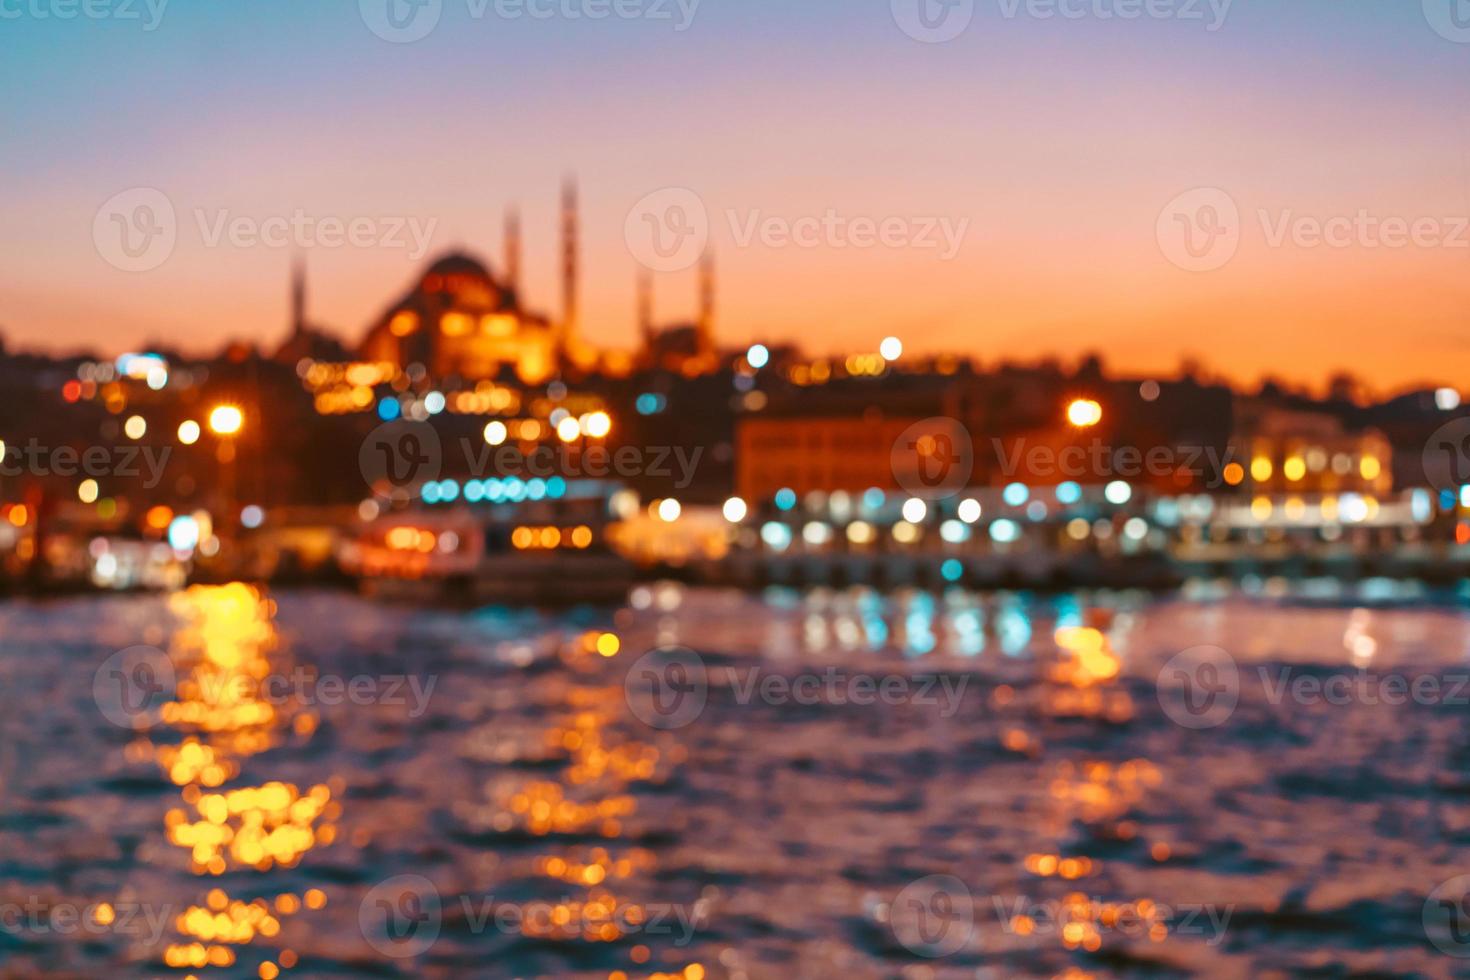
[1229,402,1392,495]
[736,412,929,502]
[359,181,596,383]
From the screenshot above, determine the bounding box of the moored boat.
[340,479,635,605]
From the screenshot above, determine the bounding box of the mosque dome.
[417,251,505,308]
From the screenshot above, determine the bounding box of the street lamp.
[208,405,244,436]
[1066,399,1103,429]
[208,405,244,540]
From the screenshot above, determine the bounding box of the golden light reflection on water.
[1048,626,1133,722]
[473,630,705,976]
[1019,620,1172,958]
[143,583,335,977]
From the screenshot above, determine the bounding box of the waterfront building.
[737,411,930,502]
[1230,402,1392,496]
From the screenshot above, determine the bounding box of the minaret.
[559,176,579,357]
[697,248,715,359]
[637,270,654,350]
[504,206,521,298]
[290,255,306,337]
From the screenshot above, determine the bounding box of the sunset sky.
[3,0,1470,393]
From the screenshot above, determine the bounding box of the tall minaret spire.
[637,269,654,347]
[290,254,306,337]
[697,248,715,358]
[560,176,579,355]
[504,206,521,297]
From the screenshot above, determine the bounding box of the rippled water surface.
[4,583,1470,978]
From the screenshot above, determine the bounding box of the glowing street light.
[583,411,612,438]
[208,405,244,436]
[722,497,748,523]
[1066,398,1103,428]
[207,405,244,537]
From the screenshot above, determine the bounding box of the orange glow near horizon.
[8,5,1470,394]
